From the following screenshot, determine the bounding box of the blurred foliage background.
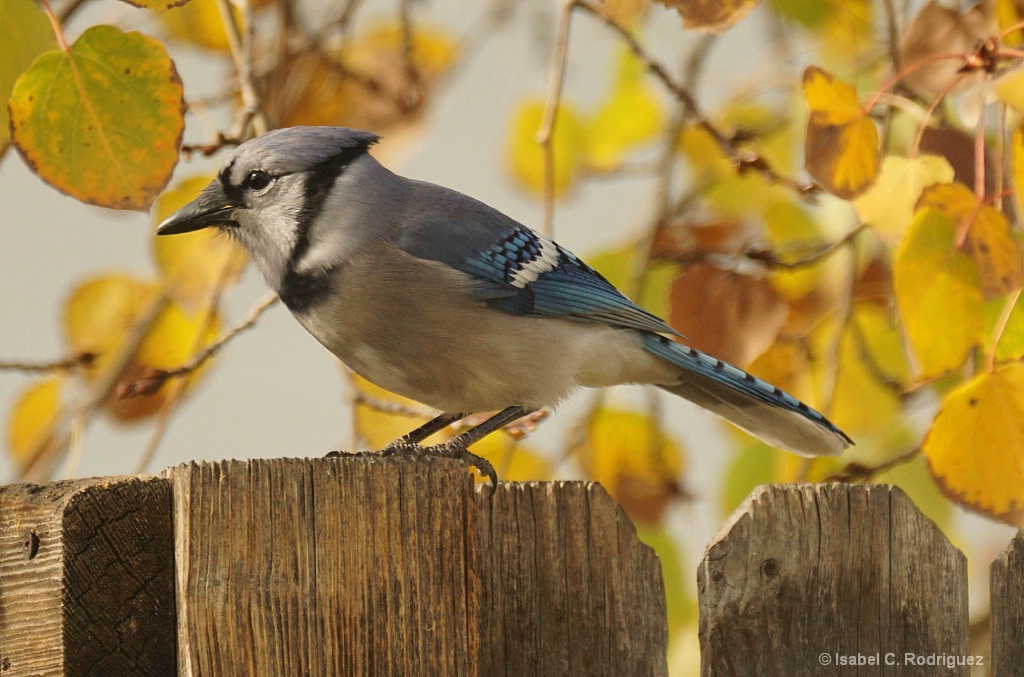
[4,0,1024,672]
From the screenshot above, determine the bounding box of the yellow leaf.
[924,363,1024,526]
[160,0,237,51]
[0,0,55,153]
[63,274,160,367]
[585,47,664,172]
[802,66,879,198]
[986,292,1024,362]
[506,99,586,197]
[8,26,184,210]
[996,68,1024,113]
[853,155,955,243]
[588,243,677,320]
[6,376,63,469]
[997,0,1024,46]
[830,307,903,434]
[574,408,685,524]
[352,374,442,450]
[677,123,734,178]
[893,206,983,378]
[153,175,248,310]
[601,0,648,26]
[917,182,1024,299]
[1012,123,1024,220]
[137,302,220,372]
[654,0,762,33]
[468,435,552,483]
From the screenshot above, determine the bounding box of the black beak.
[157,182,239,235]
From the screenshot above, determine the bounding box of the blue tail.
[641,334,852,456]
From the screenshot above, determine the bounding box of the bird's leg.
[421,405,536,493]
[388,411,467,447]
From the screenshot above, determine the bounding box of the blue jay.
[158,126,852,484]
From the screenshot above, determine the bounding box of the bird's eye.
[244,170,272,191]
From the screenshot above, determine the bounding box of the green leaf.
[0,0,55,155]
[9,25,184,210]
[893,207,983,378]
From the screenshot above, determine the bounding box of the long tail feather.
[642,334,852,456]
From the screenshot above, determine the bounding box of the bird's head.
[157,126,380,292]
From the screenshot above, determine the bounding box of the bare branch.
[0,353,95,374]
[120,294,279,400]
[571,0,818,199]
[825,447,920,483]
[214,0,269,135]
[536,0,576,237]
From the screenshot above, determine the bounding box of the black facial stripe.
[219,158,243,203]
[279,265,341,313]
[279,140,372,312]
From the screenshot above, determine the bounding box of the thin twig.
[988,288,1023,372]
[536,0,576,237]
[20,293,171,481]
[120,294,279,400]
[0,353,95,373]
[572,0,817,198]
[214,0,269,135]
[659,224,868,271]
[134,259,247,473]
[397,0,424,110]
[825,447,920,483]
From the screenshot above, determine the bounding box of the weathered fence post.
[698,483,969,677]
[0,476,176,676]
[992,530,1024,677]
[0,456,668,676]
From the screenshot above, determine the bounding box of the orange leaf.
[669,263,787,367]
[802,66,880,198]
[654,0,761,33]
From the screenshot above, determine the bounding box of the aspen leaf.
[588,244,677,320]
[6,376,63,469]
[853,155,955,243]
[160,0,237,51]
[601,0,648,25]
[924,363,1024,526]
[669,263,787,367]
[468,436,552,483]
[677,123,734,178]
[9,26,184,210]
[106,301,220,422]
[0,0,55,153]
[586,47,664,172]
[353,374,443,450]
[654,0,761,33]
[63,274,160,374]
[985,293,1024,362]
[273,22,457,132]
[997,0,1024,46]
[634,524,692,632]
[995,68,1024,113]
[918,182,1024,299]
[573,408,684,524]
[507,99,586,197]
[830,308,904,434]
[893,206,983,378]
[153,176,248,310]
[900,1,991,100]
[720,441,778,517]
[802,66,879,199]
[1012,123,1024,219]
[875,455,953,535]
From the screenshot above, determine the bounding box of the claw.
[377,441,499,494]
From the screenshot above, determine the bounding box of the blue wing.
[399,209,679,336]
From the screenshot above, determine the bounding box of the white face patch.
[508,235,559,289]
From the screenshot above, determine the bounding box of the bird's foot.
[381,440,498,494]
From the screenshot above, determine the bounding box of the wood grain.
[698,483,968,677]
[0,475,175,676]
[167,455,668,676]
[991,530,1024,677]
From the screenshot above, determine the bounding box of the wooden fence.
[0,455,1020,676]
